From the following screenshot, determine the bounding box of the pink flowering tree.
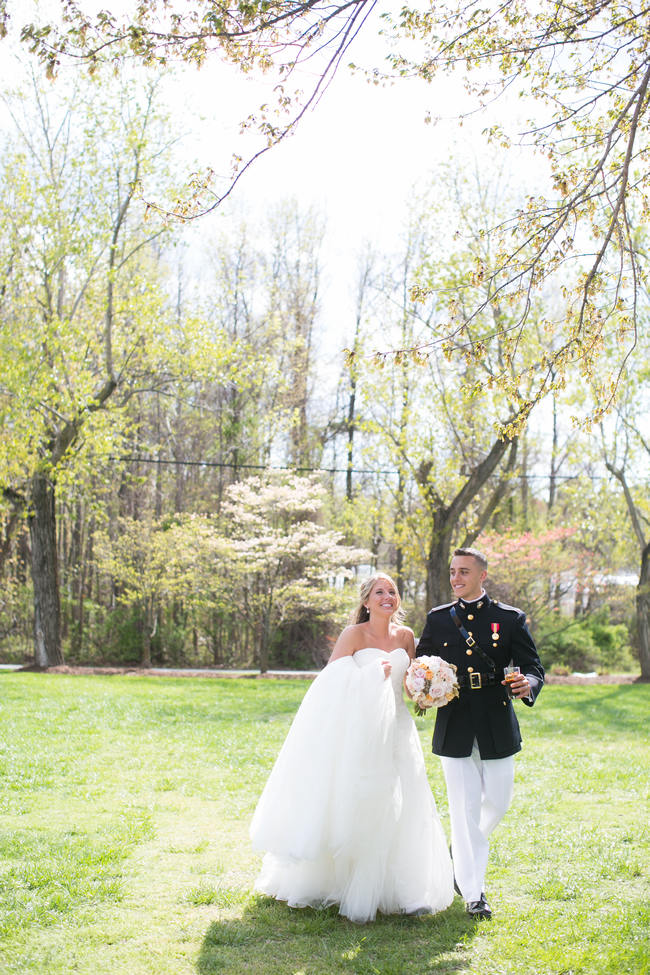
[478,527,592,632]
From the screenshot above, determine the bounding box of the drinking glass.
[503,665,520,697]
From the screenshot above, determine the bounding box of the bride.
[249,573,454,923]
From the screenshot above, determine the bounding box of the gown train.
[250,647,454,923]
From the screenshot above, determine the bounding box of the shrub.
[86,605,144,666]
[0,579,33,663]
[540,609,636,673]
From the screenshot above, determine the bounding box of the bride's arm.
[400,627,417,697]
[327,626,359,663]
[401,627,416,660]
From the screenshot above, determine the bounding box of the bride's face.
[365,578,400,618]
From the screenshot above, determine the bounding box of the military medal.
[491,623,500,641]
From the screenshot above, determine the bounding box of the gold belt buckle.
[469,672,482,690]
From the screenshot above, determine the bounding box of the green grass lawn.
[0,674,648,975]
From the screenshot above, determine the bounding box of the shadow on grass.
[197,895,476,975]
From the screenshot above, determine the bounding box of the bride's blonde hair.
[352,573,406,626]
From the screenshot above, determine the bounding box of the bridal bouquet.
[405,655,459,716]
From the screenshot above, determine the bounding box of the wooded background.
[1,2,649,678]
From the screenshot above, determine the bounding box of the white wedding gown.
[250,647,454,923]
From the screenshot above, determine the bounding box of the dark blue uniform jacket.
[417,594,544,759]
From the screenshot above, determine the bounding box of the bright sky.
[6,2,544,353]
[156,21,533,353]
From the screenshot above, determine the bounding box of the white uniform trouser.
[440,741,514,903]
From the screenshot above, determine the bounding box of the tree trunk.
[70,500,86,655]
[140,601,152,668]
[346,378,357,503]
[395,467,405,597]
[604,462,650,681]
[395,540,404,602]
[395,341,410,600]
[344,252,371,502]
[28,473,63,668]
[425,523,455,610]
[259,616,270,674]
[141,628,152,668]
[638,541,650,681]
[419,434,516,612]
[520,430,529,527]
[549,391,559,511]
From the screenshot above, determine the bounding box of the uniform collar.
[456,592,491,612]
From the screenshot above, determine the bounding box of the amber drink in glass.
[503,665,520,697]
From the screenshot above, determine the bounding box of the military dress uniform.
[417,592,544,910]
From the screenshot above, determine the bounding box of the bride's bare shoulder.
[328,623,366,662]
[394,625,416,657]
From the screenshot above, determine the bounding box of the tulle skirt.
[250,650,454,923]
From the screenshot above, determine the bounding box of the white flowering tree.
[221,474,370,672]
[94,477,369,669]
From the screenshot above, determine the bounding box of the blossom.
[405,655,459,716]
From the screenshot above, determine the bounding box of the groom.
[417,547,544,919]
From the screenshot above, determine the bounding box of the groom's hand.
[502,673,531,699]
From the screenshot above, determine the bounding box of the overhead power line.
[113,455,596,481]
[115,456,400,476]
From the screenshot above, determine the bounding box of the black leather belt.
[458,672,499,690]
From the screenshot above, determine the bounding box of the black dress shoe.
[466,894,492,919]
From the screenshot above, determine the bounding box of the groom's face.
[449,555,487,603]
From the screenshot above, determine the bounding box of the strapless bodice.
[353,647,410,693]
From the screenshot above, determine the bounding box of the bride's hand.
[381,660,392,680]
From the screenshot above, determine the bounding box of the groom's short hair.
[452,547,488,571]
